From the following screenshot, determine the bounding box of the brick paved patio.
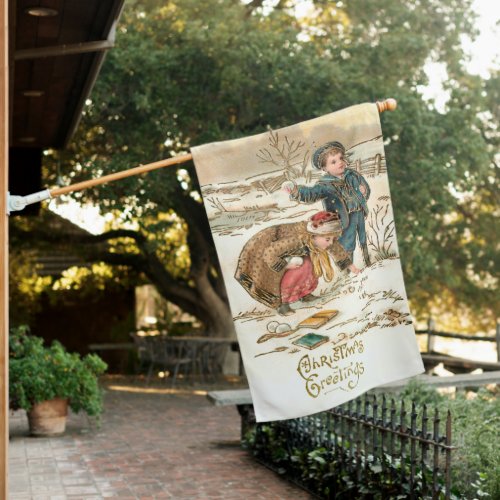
[9,377,311,499]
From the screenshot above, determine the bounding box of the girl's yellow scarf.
[304,234,335,282]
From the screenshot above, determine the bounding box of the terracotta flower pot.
[27,397,69,436]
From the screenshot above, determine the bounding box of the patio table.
[165,336,239,380]
[130,332,240,382]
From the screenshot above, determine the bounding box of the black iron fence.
[244,393,454,499]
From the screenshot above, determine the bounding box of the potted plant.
[9,326,108,436]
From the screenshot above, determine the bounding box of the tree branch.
[92,229,147,245]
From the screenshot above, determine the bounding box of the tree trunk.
[192,272,235,338]
[10,216,237,337]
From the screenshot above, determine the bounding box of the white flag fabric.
[191,103,424,422]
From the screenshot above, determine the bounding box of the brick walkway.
[9,377,311,499]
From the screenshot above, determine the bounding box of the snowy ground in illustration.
[234,257,412,359]
[200,134,413,360]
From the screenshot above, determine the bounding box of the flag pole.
[8,99,397,211]
[51,154,194,197]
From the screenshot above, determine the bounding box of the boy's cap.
[312,141,350,169]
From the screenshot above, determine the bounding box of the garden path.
[9,376,311,499]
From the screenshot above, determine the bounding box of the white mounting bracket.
[7,189,52,215]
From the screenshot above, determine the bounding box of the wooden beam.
[14,40,115,60]
[0,0,9,497]
[421,353,500,372]
[415,329,497,342]
[377,370,500,391]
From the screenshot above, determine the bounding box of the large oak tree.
[33,0,497,334]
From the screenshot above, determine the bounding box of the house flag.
[191,103,424,422]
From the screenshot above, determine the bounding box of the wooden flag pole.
[6,98,398,214]
[50,154,194,197]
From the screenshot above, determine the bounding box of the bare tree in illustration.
[367,198,397,260]
[256,130,310,192]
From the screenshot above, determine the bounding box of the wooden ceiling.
[10,0,125,149]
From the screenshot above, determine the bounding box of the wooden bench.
[208,389,252,407]
[207,371,500,433]
[207,389,254,439]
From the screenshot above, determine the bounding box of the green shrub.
[401,381,499,498]
[246,420,442,498]
[9,325,108,418]
[444,390,499,499]
[245,383,499,498]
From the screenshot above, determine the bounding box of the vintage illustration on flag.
[191,103,424,422]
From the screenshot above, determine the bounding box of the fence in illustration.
[351,153,386,176]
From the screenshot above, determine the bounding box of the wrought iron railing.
[244,393,453,499]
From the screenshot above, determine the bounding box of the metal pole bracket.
[7,189,52,215]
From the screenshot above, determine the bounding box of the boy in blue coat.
[285,141,371,266]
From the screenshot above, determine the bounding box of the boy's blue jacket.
[294,169,370,229]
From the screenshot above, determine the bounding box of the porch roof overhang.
[10,0,125,150]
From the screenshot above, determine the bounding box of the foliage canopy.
[39,0,498,332]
